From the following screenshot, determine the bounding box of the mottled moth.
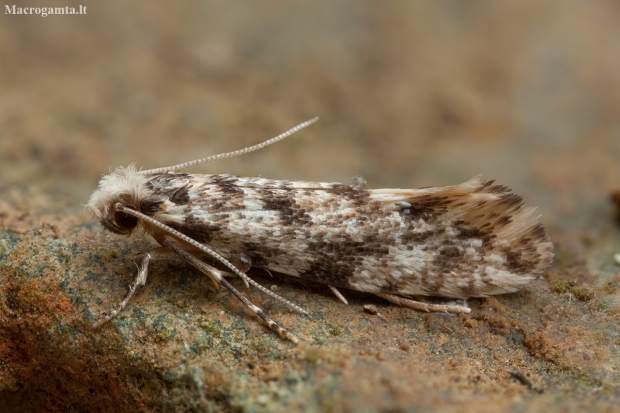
[88,118,553,344]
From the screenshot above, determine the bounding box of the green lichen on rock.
[550,279,594,301]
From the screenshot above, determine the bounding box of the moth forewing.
[87,119,553,344]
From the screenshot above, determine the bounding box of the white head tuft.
[87,164,152,234]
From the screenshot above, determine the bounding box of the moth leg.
[375,293,471,314]
[93,247,173,328]
[163,238,299,345]
[219,253,252,288]
[328,285,349,305]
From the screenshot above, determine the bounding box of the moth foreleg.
[375,293,472,314]
[93,246,172,328]
[163,238,299,345]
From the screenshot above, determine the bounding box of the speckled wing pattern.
[138,172,552,299]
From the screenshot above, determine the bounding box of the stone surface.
[1,1,620,412]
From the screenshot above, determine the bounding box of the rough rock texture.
[1,1,620,412]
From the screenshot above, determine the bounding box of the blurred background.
[2,3,620,410]
[1,0,620,234]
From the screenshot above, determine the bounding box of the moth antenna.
[141,117,319,174]
[113,203,309,316]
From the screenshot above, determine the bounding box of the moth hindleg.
[93,246,174,328]
[328,285,349,305]
[163,238,299,344]
[375,293,471,314]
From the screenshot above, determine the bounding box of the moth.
[88,118,553,344]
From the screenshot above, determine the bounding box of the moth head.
[87,165,150,235]
[90,203,139,235]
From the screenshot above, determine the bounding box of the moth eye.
[114,206,138,230]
